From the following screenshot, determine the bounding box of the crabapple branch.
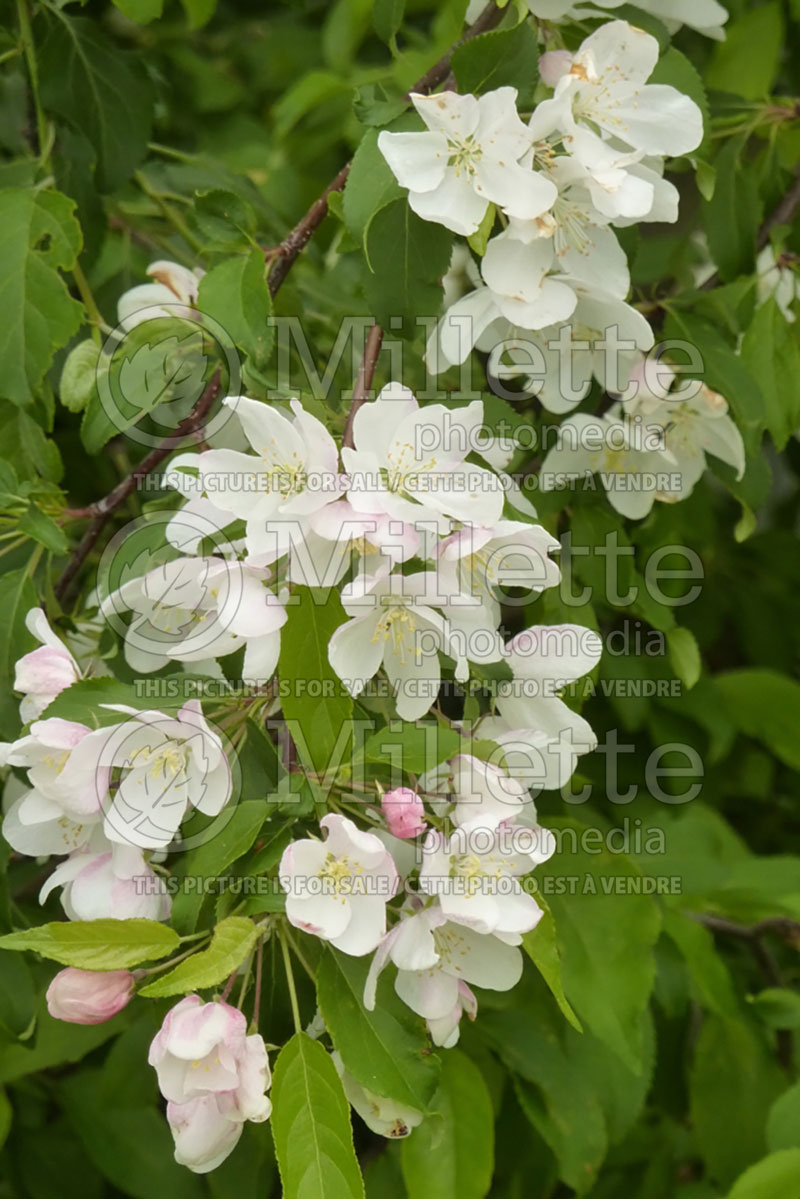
[55,368,222,604]
[265,2,504,298]
[342,322,384,449]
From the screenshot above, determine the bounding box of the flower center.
[450,852,483,879]
[372,603,419,665]
[447,134,483,177]
[130,741,189,779]
[318,853,361,894]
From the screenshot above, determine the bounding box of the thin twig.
[280,929,302,1034]
[56,6,504,604]
[342,323,384,449]
[691,912,799,1069]
[690,914,800,943]
[757,163,800,251]
[220,968,239,1003]
[251,937,264,1029]
[265,2,504,299]
[54,368,222,604]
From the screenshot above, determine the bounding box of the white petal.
[377,131,448,193]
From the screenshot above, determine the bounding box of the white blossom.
[378,88,557,236]
[101,556,287,680]
[117,260,204,332]
[530,22,704,161]
[279,814,398,956]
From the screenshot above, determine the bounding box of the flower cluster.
[2,630,232,919]
[278,753,564,1053]
[148,996,272,1173]
[381,22,704,410]
[0,11,747,1179]
[540,357,745,519]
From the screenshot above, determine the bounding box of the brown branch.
[342,323,384,449]
[266,2,504,299]
[55,5,505,605]
[55,369,222,605]
[758,163,800,251]
[699,163,800,293]
[690,914,800,944]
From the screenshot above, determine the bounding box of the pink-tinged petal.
[285,890,352,942]
[46,967,133,1025]
[395,966,459,1020]
[15,647,77,697]
[539,49,573,87]
[167,1096,243,1174]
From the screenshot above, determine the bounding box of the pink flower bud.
[381,788,427,840]
[539,50,573,88]
[46,967,133,1025]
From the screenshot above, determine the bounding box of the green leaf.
[767,1082,800,1152]
[0,1088,10,1152]
[690,1014,784,1187]
[271,1032,365,1199]
[534,820,662,1072]
[40,676,206,724]
[740,299,800,450]
[726,1150,800,1199]
[667,626,702,690]
[701,138,762,283]
[0,997,127,1084]
[353,84,407,128]
[481,977,654,1194]
[170,801,268,934]
[139,916,257,997]
[316,950,440,1113]
[178,0,217,28]
[109,0,164,23]
[451,23,539,108]
[467,202,495,256]
[189,188,257,251]
[662,910,739,1018]
[60,339,99,413]
[362,198,453,335]
[714,669,800,770]
[279,587,353,775]
[40,17,154,191]
[0,919,179,969]
[400,1051,494,1199]
[343,128,402,243]
[706,2,784,100]
[0,565,37,739]
[0,188,83,405]
[60,1071,202,1199]
[0,406,63,482]
[197,249,272,367]
[18,503,69,553]
[80,318,210,455]
[747,988,800,1030]
[356,722,463,773]
[522,900,582,1033]
[373,0,405,46]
